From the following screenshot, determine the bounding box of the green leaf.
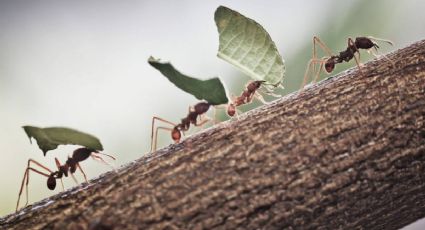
[22,126,103,155]
[148,56,228,105]
[215,6,285,87]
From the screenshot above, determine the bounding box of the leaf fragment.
[148,56,228,105]
[23,126,103,155]
[215,6,285,87]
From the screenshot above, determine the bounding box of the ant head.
[248,81,265,91]
[325,59,336,73]
[171,127,181,143]
[194,102,211,114]
[72,148,93,162]
[227,103,236,117]
[355,37,378,50]
[47,174,56,190]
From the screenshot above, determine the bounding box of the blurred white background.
[1,1,424,228]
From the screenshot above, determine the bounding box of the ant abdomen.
[325,61,335,73]
[47,175,56,190]
[227,103,236,117]
[171,127,181,143]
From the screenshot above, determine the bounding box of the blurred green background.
[1,0,424,227]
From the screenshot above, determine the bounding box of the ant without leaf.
[301,36,394,88]
[150,101,212,152]
[16,147,115,211]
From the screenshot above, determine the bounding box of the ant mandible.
[150,101,212,152]
[16,147,115,211]
[301,36,394,88]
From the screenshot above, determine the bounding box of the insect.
[225,81,281,117]
[301,36,394,88]
[16,147,115,211]
[150,101,211,152]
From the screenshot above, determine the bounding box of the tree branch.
[2,39,425,230]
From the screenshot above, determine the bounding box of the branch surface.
[1,40,425,230]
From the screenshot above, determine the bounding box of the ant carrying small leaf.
[16,147,115,212]
[224,80,282,117]
[302,36,394,88]
[148,58,227,152]
[16,126,115,212]
[215,6,285,117]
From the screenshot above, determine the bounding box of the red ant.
[16,147,115,211]
[150,83,282,151]
[150,101,212,152]
[302,36,394,88]
[226,80,281,117]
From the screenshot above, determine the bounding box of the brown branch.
[2,39,425,230]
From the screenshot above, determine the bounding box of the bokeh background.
[1,0,424,228]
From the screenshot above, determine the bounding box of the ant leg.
[213,104,228,124]
[348,38,364,75]
[16,165,51,212]
[353,54,363,75]
[313,36,334,57]
[302,58,326,88]
[194,113,212,127]
[254,92,268,104]
[258,87,281,98]
[235,109,243,121]
[153,126,174,151]
[76,163,88,183]
[60,179,64,191]
[54,158,65,191]
[302,59,315,88]
[25,159,54,206]
[312,61,325,83]
[150,116,177,152]
[368,49,396,68]
[70,173,79,185]
[312,36,334,76]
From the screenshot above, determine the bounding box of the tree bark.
[2,39,425,230]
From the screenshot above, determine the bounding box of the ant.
[301,36,394,88]
[16,147,115,211]
[150,83,282,151]
[150,101,212,152]
[226,80,281,117]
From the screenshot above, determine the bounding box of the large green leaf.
[23,126,103,155]
[148,56,228,105]
[215,6,285,87]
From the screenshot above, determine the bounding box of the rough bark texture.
[1,39,425,230]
